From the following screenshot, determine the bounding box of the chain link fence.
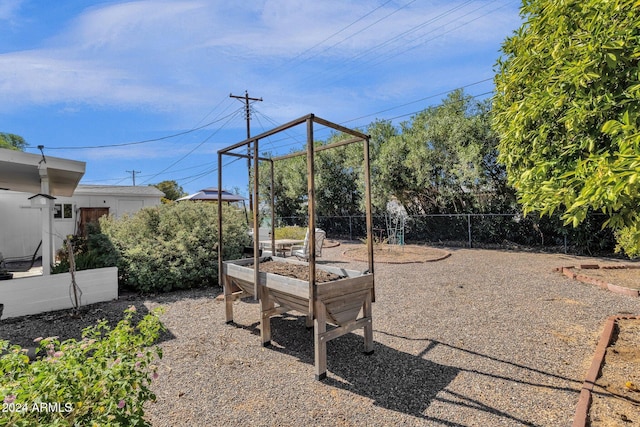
[275,213,617,255]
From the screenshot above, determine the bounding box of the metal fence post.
[468,214,472,248]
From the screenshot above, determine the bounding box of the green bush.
[274,225,307,240]
[0,307,164,427]
[53,224,120,274]
[100,202,250,293]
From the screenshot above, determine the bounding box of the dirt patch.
[258,260,344,283]
[323,239,341,248]
[570,266,639,290]
[588,318,640,426]
[342,244,450,263]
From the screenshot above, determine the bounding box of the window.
[54,203,73,219]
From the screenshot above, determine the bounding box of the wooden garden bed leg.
[223,275,234,324]
[314,300,327,380]
[363,291,374,355]
[305,314,313,329]
[260,288,273,347]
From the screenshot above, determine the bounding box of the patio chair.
[291,228,326,260]
[249,227,272,256]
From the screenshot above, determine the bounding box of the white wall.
[0,189,162,260]
[0,191,42,261]
[0,267,118,319]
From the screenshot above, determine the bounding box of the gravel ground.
[2,243,640,426]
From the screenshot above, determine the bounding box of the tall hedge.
[100,202,250,293]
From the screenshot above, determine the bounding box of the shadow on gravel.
[263,314,460,421]
[375,330,579,426]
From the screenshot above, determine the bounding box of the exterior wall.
[0,267,118,319]
[0,187,162,260]
[0,191,42,260]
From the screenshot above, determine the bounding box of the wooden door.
[78,207,109,236]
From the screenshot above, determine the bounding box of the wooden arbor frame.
[217,113,375,379]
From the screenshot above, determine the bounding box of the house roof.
[74,185,165,197]
[0,148,85,197]
[176,187,246,202]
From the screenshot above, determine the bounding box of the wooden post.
[261,292,273,347]
[314,299,327,380]
[363,136,375,301]
[306,116,316,321]
[362,290,374,355]
[270,159,275,255]
[218,152,232,323]
[223,279,234,324]
[253,139,260,299]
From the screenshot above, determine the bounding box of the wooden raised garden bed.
[222,256,374,380]
[217,114,375,380]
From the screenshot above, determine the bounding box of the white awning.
[0,148,85,197]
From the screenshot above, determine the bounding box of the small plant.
[53,224,120,275]
[359,235,388,247]
[0,306,164,426]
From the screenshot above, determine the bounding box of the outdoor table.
[259,239,304,257]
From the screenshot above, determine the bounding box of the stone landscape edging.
[555,265,639,297]
[572,315,640,427]
[341,248,451,264]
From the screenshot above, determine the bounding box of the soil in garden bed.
[588,318,640,426]
[257,260,344,283]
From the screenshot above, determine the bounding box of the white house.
[0,185,164,263]
[1,148,129,319]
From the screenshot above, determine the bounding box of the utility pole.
[126,170,141,186]
[230,91,262,211]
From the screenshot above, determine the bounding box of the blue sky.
[0,0,522,196]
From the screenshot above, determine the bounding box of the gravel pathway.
[3,243,640,426]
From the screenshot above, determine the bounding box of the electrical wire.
[139,107,245,185]
[44,99,241,150]
[297,0,476,86]
[312,0,509,89]
[269,0,396,76]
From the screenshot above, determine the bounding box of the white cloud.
[0,0,521,120]
[0,0,23,21]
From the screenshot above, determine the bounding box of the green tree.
[259,153,307,222]
[493,0,640,256]
[315,133,364,217]
[374,90,503,215]
[0,133,27,151]
[151,180,186,203]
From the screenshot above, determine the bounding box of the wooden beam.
[312,116,368,140]
[222,151,271,162]
[218,114,312,154]
[272,136,365,161]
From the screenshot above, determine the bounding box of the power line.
[247,86,495,158]
[44,102,242,150]
[363,0,515,72]
[309,0,506,89]
[342,78,493,125]
[269,0,398,75]
[302,0,475,86]
[139,107,245,185]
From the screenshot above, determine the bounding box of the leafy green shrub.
[53,224,120,274]
[274,225,307,240]
[616,224,640,259]
[100,202,250,293]
[0,307,164,427]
